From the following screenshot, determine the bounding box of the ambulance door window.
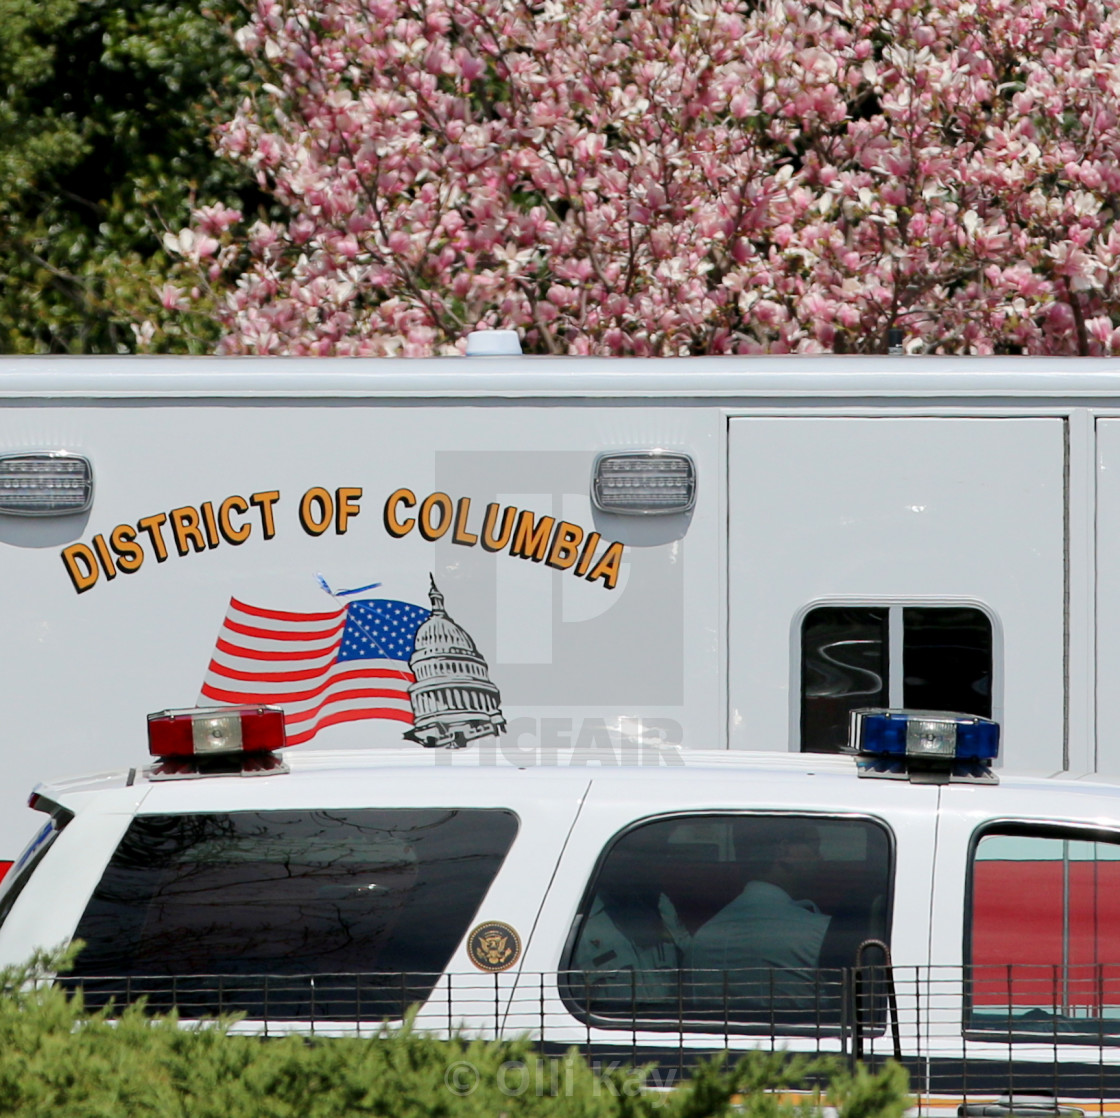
[968,827,1120,1039]
[801,604,993,753]
[563,813,892,1034]
[801,607,889,753]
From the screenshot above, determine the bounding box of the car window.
[66,808,518,1020]
[563,813,893,1033]
[969,827,1120,1040]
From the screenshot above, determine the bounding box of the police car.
[1,702,1118,1113]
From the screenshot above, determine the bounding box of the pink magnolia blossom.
[170,0,1120,355]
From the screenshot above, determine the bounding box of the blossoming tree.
[164,0,1120,355]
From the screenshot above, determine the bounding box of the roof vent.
[464,330,522,357]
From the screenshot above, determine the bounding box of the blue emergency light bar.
[850,708,999,783]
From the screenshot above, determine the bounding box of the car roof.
[32,746,1120,804]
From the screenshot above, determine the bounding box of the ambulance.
[3,337,1120,1106]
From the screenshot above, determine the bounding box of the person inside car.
[686,820,831,1021]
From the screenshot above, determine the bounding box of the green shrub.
[0,950,910,1118]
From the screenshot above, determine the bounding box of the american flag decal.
[199,597,430,746]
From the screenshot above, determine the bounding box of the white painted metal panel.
[727,417,1065,771]
[0,404,723,857]
[1093,420,1120,777]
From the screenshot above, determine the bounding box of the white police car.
[1,704,1118,1113]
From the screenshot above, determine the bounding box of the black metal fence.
[59,965,1120,1110]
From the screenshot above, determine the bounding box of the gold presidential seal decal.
[467,921,521,972]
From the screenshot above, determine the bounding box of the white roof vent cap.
[464,329,522,356]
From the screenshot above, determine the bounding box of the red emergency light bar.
[147,705,287,759]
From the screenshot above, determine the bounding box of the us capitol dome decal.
[404,576,506,750]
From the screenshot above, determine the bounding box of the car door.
[510,763,938,1071]
[930,781,1120,1106]
[41,764,592,1036]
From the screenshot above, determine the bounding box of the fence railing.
[59,964,1120,1108]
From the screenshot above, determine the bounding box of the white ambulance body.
[4,352,1120,859]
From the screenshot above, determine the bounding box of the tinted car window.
[68,808,518,1020]
[564,814,892,1033]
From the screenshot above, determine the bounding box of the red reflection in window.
[972,859,1120,1014]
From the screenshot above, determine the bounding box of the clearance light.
[0,453,92,516]
[147,706,287,759]
[464,329,522,356]
[592,451,696,515]
[850,708,999,783]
